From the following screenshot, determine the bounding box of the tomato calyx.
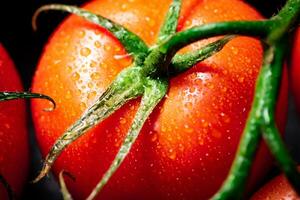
[32,0,235,189]
[0,174,15,200]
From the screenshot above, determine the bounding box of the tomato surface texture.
[31,0,288,199]
[292,29,300,113]
[250,172,300,200]
[0,44,29,200]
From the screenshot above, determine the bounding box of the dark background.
[1,0,299,199]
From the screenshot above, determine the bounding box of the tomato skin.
[292,29,300,113]
[250,172,300,200]
[31,0,287,199]
[0,44,29,199]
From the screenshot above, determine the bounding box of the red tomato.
[0,44,29,199]
[292,29,300,113]
[31,0,288,199]
[250,172,300,200]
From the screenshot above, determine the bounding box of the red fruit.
[31,0,288,199]
[251,172,300,200]
[291,29,300,113]
[0,44,29,199]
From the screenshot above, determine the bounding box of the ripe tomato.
[0,44,29,199]
[31,0,288,199]
[291,29,300,113]
[250,172,299,200]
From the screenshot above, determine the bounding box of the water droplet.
[184,124,194,133]
[94,41,101,48]
[65,90,72,99]
[167,149,176,160]
[88,91,97,100]
[185,20,191,27]
[238,76,244,83]
[40,115,45,122]
[231,47,239,55]
[151,133,158,142]
[212,129,222,138]
[115,47,121,52]
[221,87,227,93]
[71,72,80,81]
[145,16,155,27]
[80,102,87,110]
[179,143,185,152]
[90,60,97,68]
[91,72,101,80]
[67,65,72,73]
[245,57,252,63]
[69,56,76,62]
[120,117,127,124]
[88,82,94,89]
[104,45,111,51]
[101,63,108,69]
[80,47,91,57]
[201,119,208,128]
[185,102,193,110]
[4,123,10,129]
[77,30,85,38]
[121,3,128,10]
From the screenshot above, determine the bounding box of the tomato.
[291,28,300,113]
[31,0,288,199]
[250,172,300,200]
[0,44,29,199]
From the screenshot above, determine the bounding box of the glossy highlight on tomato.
[0,44,29,200]
[31,0,288,199]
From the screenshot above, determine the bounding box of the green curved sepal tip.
[157,0,182,43]
[32,4,149,63]
[59,171,75,200]
[170,35,235,74]
[0,92,56,111]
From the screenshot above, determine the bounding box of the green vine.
[33,0,300,199]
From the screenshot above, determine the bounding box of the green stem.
[157,0,181,43]
[212,43,279,200]
[160,20,271,54]
[32,4,149,63]
[268,0,300,43]
[211,107,261,199]
[262,124,300,194]
[33,66,145,183]
[260,38,300,194]
[86,78,168,200]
